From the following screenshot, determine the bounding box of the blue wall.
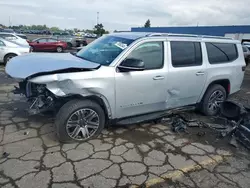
[131,25,250,36]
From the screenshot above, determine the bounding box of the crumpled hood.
[5,53,100,79]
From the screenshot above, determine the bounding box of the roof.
[131,25,250,36]
[109,32,238,43]
[110,32,151,40]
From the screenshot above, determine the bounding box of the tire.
[56,46,63,53]
[30,46,34,52]
[4,54,17,65]
[67,43,73,49]
[55,99,105,143]
[200,84,227,116]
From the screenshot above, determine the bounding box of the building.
[131,25,250,42]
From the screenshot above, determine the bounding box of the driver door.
[115,40,168,118]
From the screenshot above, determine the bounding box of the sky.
[0,0,249,31]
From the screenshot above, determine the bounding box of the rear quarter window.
[206,42,238,64]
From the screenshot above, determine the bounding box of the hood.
[5,53,100,79]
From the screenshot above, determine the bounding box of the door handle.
[153,76,165,80]
[196,71,205,76]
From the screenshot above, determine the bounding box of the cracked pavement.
[0,66,250,188]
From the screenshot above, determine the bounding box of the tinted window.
[171,41,202,67]
[47,38,57,42]
[38,38,48,42]
[127,41,164,70]
[206,42,238,64]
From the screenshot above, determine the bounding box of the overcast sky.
[0,0,249,31]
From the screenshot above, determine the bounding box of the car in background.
[0,32,29,46]
[242,45,250,66]
[0,28,15,33]
[16,33,28,40]
[28,37,67,52]
[0,38,30,65]
[52,32,87,48]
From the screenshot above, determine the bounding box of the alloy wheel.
[66,108,100,141]
[208,90,225,112]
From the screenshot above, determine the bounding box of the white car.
[0,32,29,46]
[0,38,30,65]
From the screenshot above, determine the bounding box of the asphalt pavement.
[0,65,249,188]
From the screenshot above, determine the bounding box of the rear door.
[47,38,58,50]
[35,38,48,50]
[166,40,207,108]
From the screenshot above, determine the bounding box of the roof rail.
[146,33,233,40]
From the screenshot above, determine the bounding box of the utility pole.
[9,16,11,27]
[97,12,99,25]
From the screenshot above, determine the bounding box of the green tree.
[93,23,106,36]
[50,27,60,32]
[144,19,151,28]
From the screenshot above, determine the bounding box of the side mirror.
[118,58,145,72]
[36,41,39,43]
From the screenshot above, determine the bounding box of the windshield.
[76,35,134,65]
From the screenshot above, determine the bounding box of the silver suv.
[5,32,246,142]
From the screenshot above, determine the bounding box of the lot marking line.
[136,154,228,188]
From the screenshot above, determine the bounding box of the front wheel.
[56,46,63,53]
[200,84,227,116]
[4,54,17,65]
[55,99,105,143]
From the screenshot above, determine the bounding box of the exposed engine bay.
[14,80,56,115]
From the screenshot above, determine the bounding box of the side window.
[48,39,57,42]
[0,40,5,46]
[206,42,238,64]
[38,38,48,42]
[171,41,202,67]
[127,41,164,70]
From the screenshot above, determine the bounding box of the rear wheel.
[67,43,73,49]
[55,99,105,143]
[200,84,227,116]
[4,54,17,65]
[56,46,63,53]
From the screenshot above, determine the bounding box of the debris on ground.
[162,100,250,150]
[2,152,10,158]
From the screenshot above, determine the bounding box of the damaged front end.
[14,80,56,115]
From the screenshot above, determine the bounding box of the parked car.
[16,33,28,40]
[5,32,245,142]
[52,32,87,48]
[0,38,30,65]
[242,45,250,66]
[0,32,29,46]
[28,38,67,52]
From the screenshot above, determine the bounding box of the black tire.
[67,42,73,49]
[56,46,63,53]
[4,53,17,65]
[82,41,87,46]
[55,99,105,143]
[200,84,227,116]
[30,46,34,52]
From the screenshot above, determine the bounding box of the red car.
[28,38,67,53]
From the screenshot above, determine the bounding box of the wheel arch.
[59,94,112,121]
[199,79,230,102]
[4,53,18,64]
